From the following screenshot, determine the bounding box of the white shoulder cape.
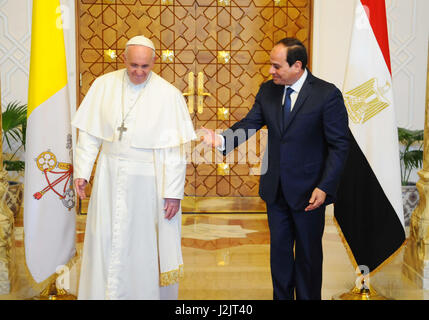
[72,69,196,148]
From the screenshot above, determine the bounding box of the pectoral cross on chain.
[117,121,127,141]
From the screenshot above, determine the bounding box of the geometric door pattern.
[77,0,312,200]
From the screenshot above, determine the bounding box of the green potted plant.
[398,127,424,226]
[2,101,27,217]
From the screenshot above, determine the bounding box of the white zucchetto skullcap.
[126,35,155,51]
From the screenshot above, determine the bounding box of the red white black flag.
[334,0,405,273]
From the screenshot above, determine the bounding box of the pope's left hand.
[305,187,326,212]
[164,198,181,220]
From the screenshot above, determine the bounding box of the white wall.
[387,0,428,130]
[0,0,32,107]
[311,0,355,89]
[312,0,429,131]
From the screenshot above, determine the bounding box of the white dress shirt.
[282,68,308,111]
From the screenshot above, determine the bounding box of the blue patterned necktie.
[283,86,294,127]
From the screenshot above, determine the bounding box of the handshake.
[199,127,224,149]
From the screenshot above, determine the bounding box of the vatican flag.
[334,0,405,274]
[24,0,75,283]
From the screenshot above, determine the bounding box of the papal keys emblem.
[33,150,75,210]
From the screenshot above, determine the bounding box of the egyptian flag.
[24,0,75,283]
[334,0,405,273]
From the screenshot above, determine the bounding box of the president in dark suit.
[201,38,349,300]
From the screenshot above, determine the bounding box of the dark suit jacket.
[222,71,350,210]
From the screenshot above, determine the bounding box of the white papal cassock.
[72,69,196,299]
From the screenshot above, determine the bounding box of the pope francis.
[72,35,196,300]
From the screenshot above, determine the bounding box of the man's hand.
[200,127,223,148]
[164,198,181,220]
[305,187,326,212]
[74,178,88,200]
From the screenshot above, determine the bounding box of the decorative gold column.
[402,50,429,289]
[0,77,15,295]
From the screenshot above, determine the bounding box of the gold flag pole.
[402,45,429,292]
[35,278,76,300]
[331,218,394,300]
[332,279,389,300]
[0,75,16,296]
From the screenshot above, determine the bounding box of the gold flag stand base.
[332,284,390,300]
[31,279,76,300]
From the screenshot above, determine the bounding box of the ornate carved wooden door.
[76,0,312,213]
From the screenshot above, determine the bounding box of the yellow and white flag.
[24,0,75,283]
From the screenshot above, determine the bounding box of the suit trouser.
[266,187,326,300]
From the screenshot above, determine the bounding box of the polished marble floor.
[1,205,428,300]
